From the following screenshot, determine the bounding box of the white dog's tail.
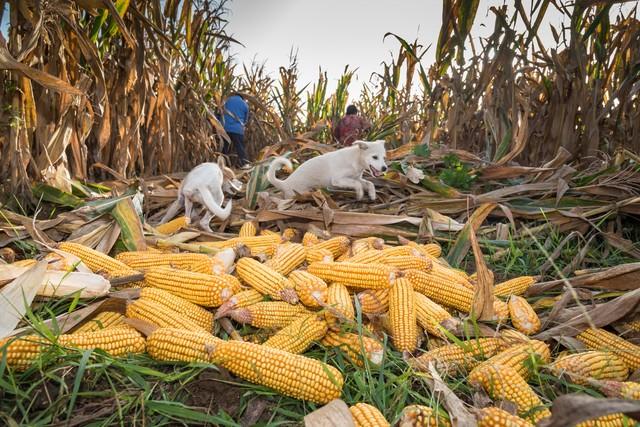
[160,192,184,224]
[200,189,232,221]
[266,157,292,194]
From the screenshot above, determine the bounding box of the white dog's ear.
[355,141,369,150]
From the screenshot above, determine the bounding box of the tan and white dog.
[267,140,387,200]
[161,157,242,232]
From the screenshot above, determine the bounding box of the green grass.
[1,227,638,425]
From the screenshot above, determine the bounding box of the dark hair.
[346,105,358,115]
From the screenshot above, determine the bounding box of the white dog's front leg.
[199,211,214,233]
[360,178,376,201]
[332,177,364,200]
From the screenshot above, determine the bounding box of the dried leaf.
[423,363,476,427]
[447,203,497,267]
[303,399,355,427]
[470,230,494,321]
[539,394,640,427]
[0,261,47,338]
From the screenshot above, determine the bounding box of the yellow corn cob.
[384,255,432,271]
[73,311,125,334]
[619,318,640,333]
[399,404,451,427]
[595,380,640,400]
[405,269,474,312]
[380,245,420,258]
[202,235,281,256]
[155,216,190,235]
[469,272,478,281]
[126,299,208,332]
[468,364,551,423]
[263,314,328,354]
[575,414,629,427]
[409,338,506,374]
[302,232,320,247]
[259,229,280,236]
[479,340,551,380]
[214,288,265,319]
[146,327,220,363]
[357,289,390,315]
[145,267,240,307]
[229,301,309,329]
[0,335,47,371]
[57,242,137,276]
[500,329,531,345]
[306,247,334,264]
[389,277,418,352]
[347,249,386,264]
[476,407,533,427]
[239,221,258,237]
[414,292,460,338]
[235,257,298,303]
[407,242,442,259]
[352,237,384,255]
[426,336,449,351]
[264,243,306,275]
[57,327,146,355]
[313,236,350,258]
[493,299,510,322]
[139,287,213,330]
[494,276,536,298]
[289,270,328,308]
[212,339,343,404]
[508,296,540,335]
[321,331,384,366]
[576,328,640,370]
[282,228,298,241]
[548,351,629,385]
[308,261,397,289]
[115,252,215,274]
[349,403,389,427]
[325,283,355,330]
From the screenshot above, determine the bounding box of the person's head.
[346,105,358,115]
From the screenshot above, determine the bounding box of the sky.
[225,0,637,94]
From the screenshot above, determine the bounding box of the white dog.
[267,140,387,200]
[161,158,242,232]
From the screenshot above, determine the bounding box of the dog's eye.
[372,155,379,160]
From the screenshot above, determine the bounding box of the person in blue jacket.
[221,92,250,168]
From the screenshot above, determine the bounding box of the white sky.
[226,0,637,95]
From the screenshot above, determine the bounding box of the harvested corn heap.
[7,229,640,426]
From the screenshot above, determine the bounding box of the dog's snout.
[381,165,388,172]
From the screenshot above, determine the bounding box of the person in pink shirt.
[333,105,372,146]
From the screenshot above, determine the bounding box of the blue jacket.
[222,95,249,135]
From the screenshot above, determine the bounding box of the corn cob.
[212,340,343,404]
[282,228,298,241]
[260,229,280,236]
[500,329,531,345]
[414,292,460,338]
[508,296,540,335]
[399,405,451,427]
[325,283,355,330]
[239,221,258,237]
[306,247,334,264]
[57,327,146,355]
[409,338,505,374]
[619,318,640,333]
[349,403,389,427]
[347,249,386,264]
[302,232,320,247]
[264,243,306,275]
[576,328,640,370]
[476,407,533,427]
[144,267,240,307]
[389,277,418,352]
[263,314,328,354]
[214,288,265,319]
[126,298,208,332]
[202,235,281,256]
[0,335,46,370]
[221,273,242,289]
[321,331,384,366]
[155,216,190,235]
[407,242,442,259]
[308,261,397,289]
[548,351,629,385]
[405,269,474,312]
[468,364,551,423]
[494,277,536,298]
[594,380,640,400]
[380,245,421,258]
[115,252,215,274]
[236,257,298,303]
[493,299,510,322]
[479,340,551,380]
[426,336,449,351]
[313,236,350,258]
[73,311,125,334]
[357,289,390,315]
[229,301,309,329]
[139,287,213,330]
[575,414,629,427]
[384,255,431,271]
[57,242,137,276]
[289,270,328,308]
[146,327,220,363]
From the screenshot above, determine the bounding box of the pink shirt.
[333,115,371,146]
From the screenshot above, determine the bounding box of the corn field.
[0,0,639,202]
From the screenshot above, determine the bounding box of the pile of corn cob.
[2,216,640,426]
